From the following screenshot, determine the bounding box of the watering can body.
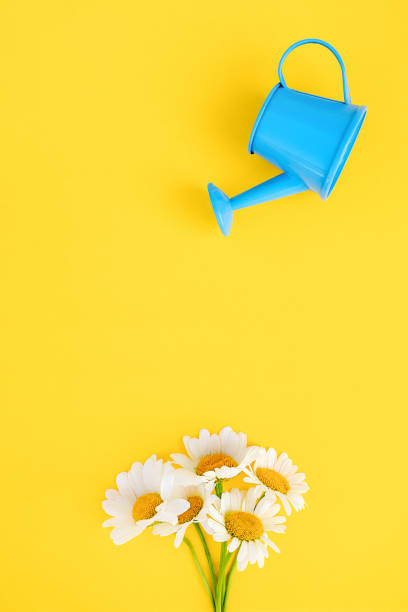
[207,39,367,236]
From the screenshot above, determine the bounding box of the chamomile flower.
[244,447,309,515]
[207,487,285,571]
[153,484,213,547]
[171,427,257,489]
[102,455,189,545]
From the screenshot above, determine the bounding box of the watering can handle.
[278,38,351,104]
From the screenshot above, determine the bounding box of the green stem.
[220,543,228,602]
[214,480,225,612]
[184,537,215,611]
[215,480,223,498]
[223,551,238,612]
[194,523,217,594]
[215,548,232,612]
[215,557,224,612]
[213,480,237,611]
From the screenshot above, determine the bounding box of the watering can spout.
[208,173,308,236]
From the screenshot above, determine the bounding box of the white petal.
[248,540,258,564]
[167,498,191,515]
[210,494,221,509]
[207,517,226,533]
[220,492,231,515]
[219,427,233,454]
[202,470,216,484]
[110,525,140,545]
[267,501,281,516]
[198,429,211,456]
[135,517,155,531]
[226,430,240,459]
[170,454,195,470]
[156,498,189,524]
[243,475,257,488]
[152,458,164,492]
[207,519,229,541]
[227,537,241,553]
[262,517,286,530]
[243,487,259,513]
[275,452,289,473]
[142,455,158,491]
[187,437,201,461]
[104,515,133,528]
[254,496,276,517]
[291,483,309,494]
[256,541,267,566]
[182,436,194,460]
[268,525,286,533]
[284,464,298,478]
[236,432,248,459]
[266,448,277,468]
[208,505,225,523]
[214,465,240,479]
[128,462,146,496]
[105,489,121,501]
[199,518,213,534]
[174,524,189,548]
[279,458,292,475]
[102,499,131,518]
[160,461,175,500]
[287,493,306,511]
[229,488,242,511]
[174,468,202,486]
[253,446,266,470]
[237,541,248,571]
[212,530,230,542]
[277,492,292,516]
[153,523,177,537]
[209,433,221,454]
[282,467,297,480]
[102,517,118,527]
[265,514,286,524]
[116,472,135,503]
[263,535,280,554]
[239,446,259,469]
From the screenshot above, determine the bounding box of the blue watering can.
[207,38,367,236]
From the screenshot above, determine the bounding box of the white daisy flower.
[153,483,214,548]
[206,487,285,571]
[244,447,309,515]
[102,455,190,545]
[171,427,258,489]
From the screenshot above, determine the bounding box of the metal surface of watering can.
[207,38,367,236]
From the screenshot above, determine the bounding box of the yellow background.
[1,1,407,610]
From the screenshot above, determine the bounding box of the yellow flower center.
[178,495,204,524]
[224,511,263,541]
[256,467,290,494]
[132,493,163,522]
[196,453,238,476]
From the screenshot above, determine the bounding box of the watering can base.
[207,183,233,236]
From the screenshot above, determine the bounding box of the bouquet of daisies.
[102,427,309,612]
